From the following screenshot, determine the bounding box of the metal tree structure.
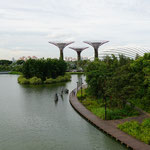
[69,47,88,61]
[49,41,74,60]
[83,41,109,59]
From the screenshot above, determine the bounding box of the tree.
[22,58,67,81]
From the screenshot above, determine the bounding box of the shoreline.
[69,88,150,150]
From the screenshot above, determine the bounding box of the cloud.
[0,0,150,59]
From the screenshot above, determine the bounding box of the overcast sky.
[0,0,150,60]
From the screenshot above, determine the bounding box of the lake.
[0,74,127,150]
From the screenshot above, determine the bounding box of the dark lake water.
[0,74,127,150]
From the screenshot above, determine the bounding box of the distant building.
[65,56,89,61]
[19,56,38,61]
[89,46,150,60]
[65,57,77,61]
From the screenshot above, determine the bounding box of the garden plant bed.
[77,89,140,120]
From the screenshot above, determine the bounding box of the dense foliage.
[18,73,71,85]
[77,89,139,120]
[0,60,12,65]
[0,59,24,72]
[22,58,67,81]
[66,60,89,72]
[0,65,11,71]
[118,118,150,144]
[85,53,150,112]
[18,76,42,84]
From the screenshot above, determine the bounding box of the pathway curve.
[69,88,150,150]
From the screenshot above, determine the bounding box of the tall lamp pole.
[76,81,78,93]
[80,78,83,100]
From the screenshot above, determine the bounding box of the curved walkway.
[69,88,150,150]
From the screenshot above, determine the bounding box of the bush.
[141,118,150,128]
[18,75,29,84]
[18,73,71,85]
[118,118,150,145]
[78,89,139,120]
[44,78,55,84]
[0,65,11,71]
[29,77,42,85]
[44,74,71,84]
[18,74,71,85]
[9,71,22,75]
[18,76,42,84]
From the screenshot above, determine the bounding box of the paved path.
[69,88,150,150]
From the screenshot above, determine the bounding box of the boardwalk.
[69,88,150,150]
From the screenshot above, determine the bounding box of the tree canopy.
[85,53,150,111]
[22,58,67,81]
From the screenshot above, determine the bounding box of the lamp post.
[76,81,78,93]
[80,78,83,100]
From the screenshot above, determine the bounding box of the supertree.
[69,47,88,61]
[49,41,74,60]
[83,41,109,59]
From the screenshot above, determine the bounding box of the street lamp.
[76,81,78,93]
[80,78,83,100]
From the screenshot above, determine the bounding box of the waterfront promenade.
[69,88,150,150]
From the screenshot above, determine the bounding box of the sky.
[0,0,150,60]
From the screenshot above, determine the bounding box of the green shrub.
[29,77,42,85]
[44,74,71,84]
[44,78,55,84]
[18,73,71,85]
[118,118,150,145]
[78,89,139,120]
[9,71,22,75]
[141,118,150,128]
[18,75,29,84]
